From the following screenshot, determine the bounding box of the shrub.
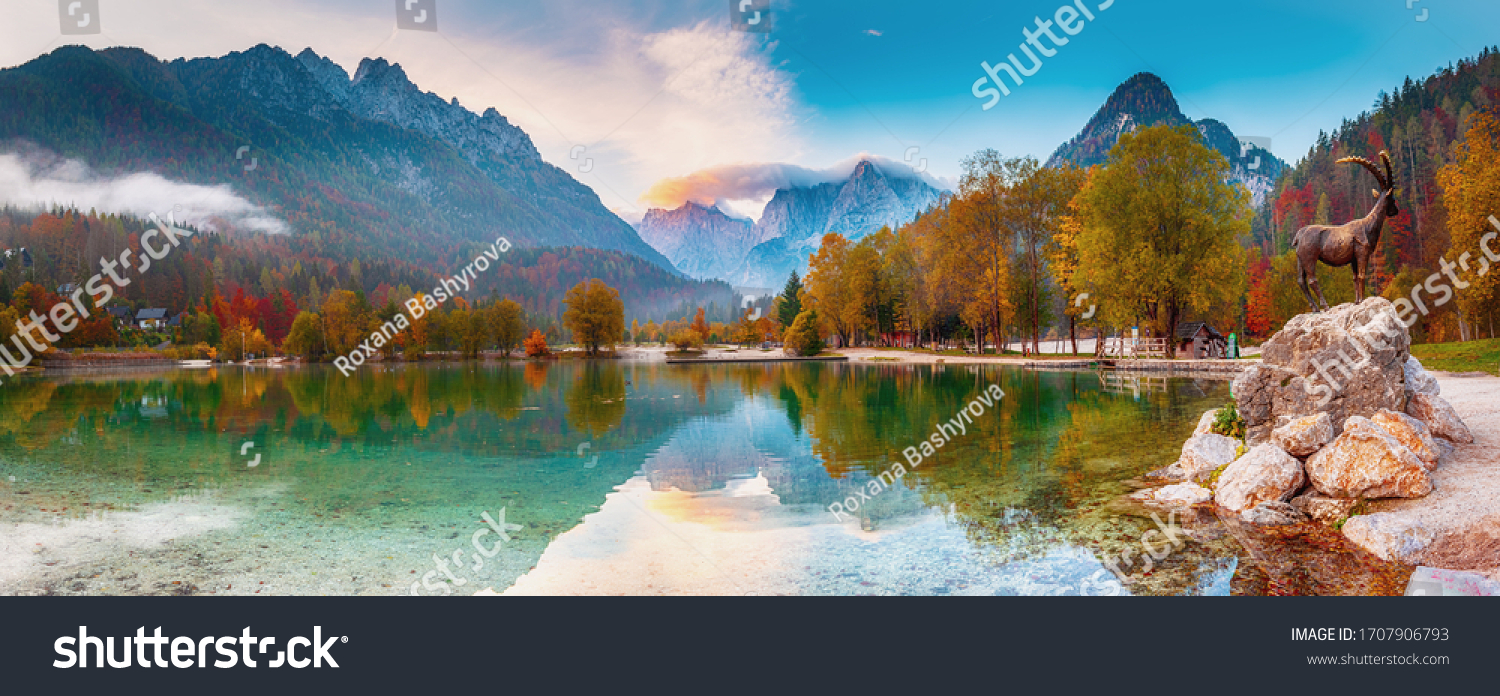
[783,307,825,357]
[669,328,703,351]
[1211,399,1246,441]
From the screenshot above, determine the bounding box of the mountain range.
[0,43,675,273]
[638,159,945,289]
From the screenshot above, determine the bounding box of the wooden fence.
[1098,337,1171,359]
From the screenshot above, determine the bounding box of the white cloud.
[0,148,288,234]
[426,18,803,214]
[863,29,883,37]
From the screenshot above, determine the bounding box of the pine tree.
[777,271,803,329]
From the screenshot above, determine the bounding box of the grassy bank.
[1411,338,1500,376]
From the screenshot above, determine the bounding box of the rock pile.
[1136,299,1473,543]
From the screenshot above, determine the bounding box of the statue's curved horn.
[1337,156,1387,189]
[1380,150,1395,190]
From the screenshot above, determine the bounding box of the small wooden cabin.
[880,331,917,348]
[1175,322,1226,360]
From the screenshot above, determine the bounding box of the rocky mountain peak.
[350,57,413,89]
[1047,72,1286,207]
[642,158,943,288]
[201,44,344,119]
[639,202,760,280]
[295,48,350,101]
[289,49,543,164]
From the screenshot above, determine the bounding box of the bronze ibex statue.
[1293,151,1399,312]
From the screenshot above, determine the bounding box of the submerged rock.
[1214,444,1305,512]
[1369,408,1441,469]
[1129,482,1212,509]
[1241,500,1309,526]
[1406,393,1474,445]
[1305,416,1432,499]
[1342,513,1434,563]
[1271,412,1334,457]
[1290,492,1360,526]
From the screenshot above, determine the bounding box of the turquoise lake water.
[0,360,1402,596]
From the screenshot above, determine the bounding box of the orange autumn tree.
[524,329,550,357]
[219,317,273,361]
[1438,109,1500,339]
[690,307,710,343]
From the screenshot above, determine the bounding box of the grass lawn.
[1410,338,1500,376]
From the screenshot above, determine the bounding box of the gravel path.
[1364,371,1500,577]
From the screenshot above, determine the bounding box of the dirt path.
[1362,371,1500,577]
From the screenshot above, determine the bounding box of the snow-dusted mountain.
[642,159,944,288]
[636,202,773,281]
[1047,72,1285,208]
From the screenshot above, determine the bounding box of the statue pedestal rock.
[1137,297,1474,562]
[1233,298,1410,444]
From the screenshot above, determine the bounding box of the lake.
[0,360,1409,596]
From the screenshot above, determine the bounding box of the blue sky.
[2,0,1496,221]
[772,0,1497,181]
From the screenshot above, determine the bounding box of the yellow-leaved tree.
[1438,110,1500,339]
[220,317,273,362]
[489,298,527,358]
[320,290,370,358]
[1006,159,1087,352]
[1049,171,1091,354]
[562,279,624,356]
[1071,124,1250,342]
[805,233,863,346]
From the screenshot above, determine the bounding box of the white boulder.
[1193,409,1220,436]
[1404,356,1441,397]
[1214,444,1305,512]
[1162,433,1240,483]
[1370,408,1441,469]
